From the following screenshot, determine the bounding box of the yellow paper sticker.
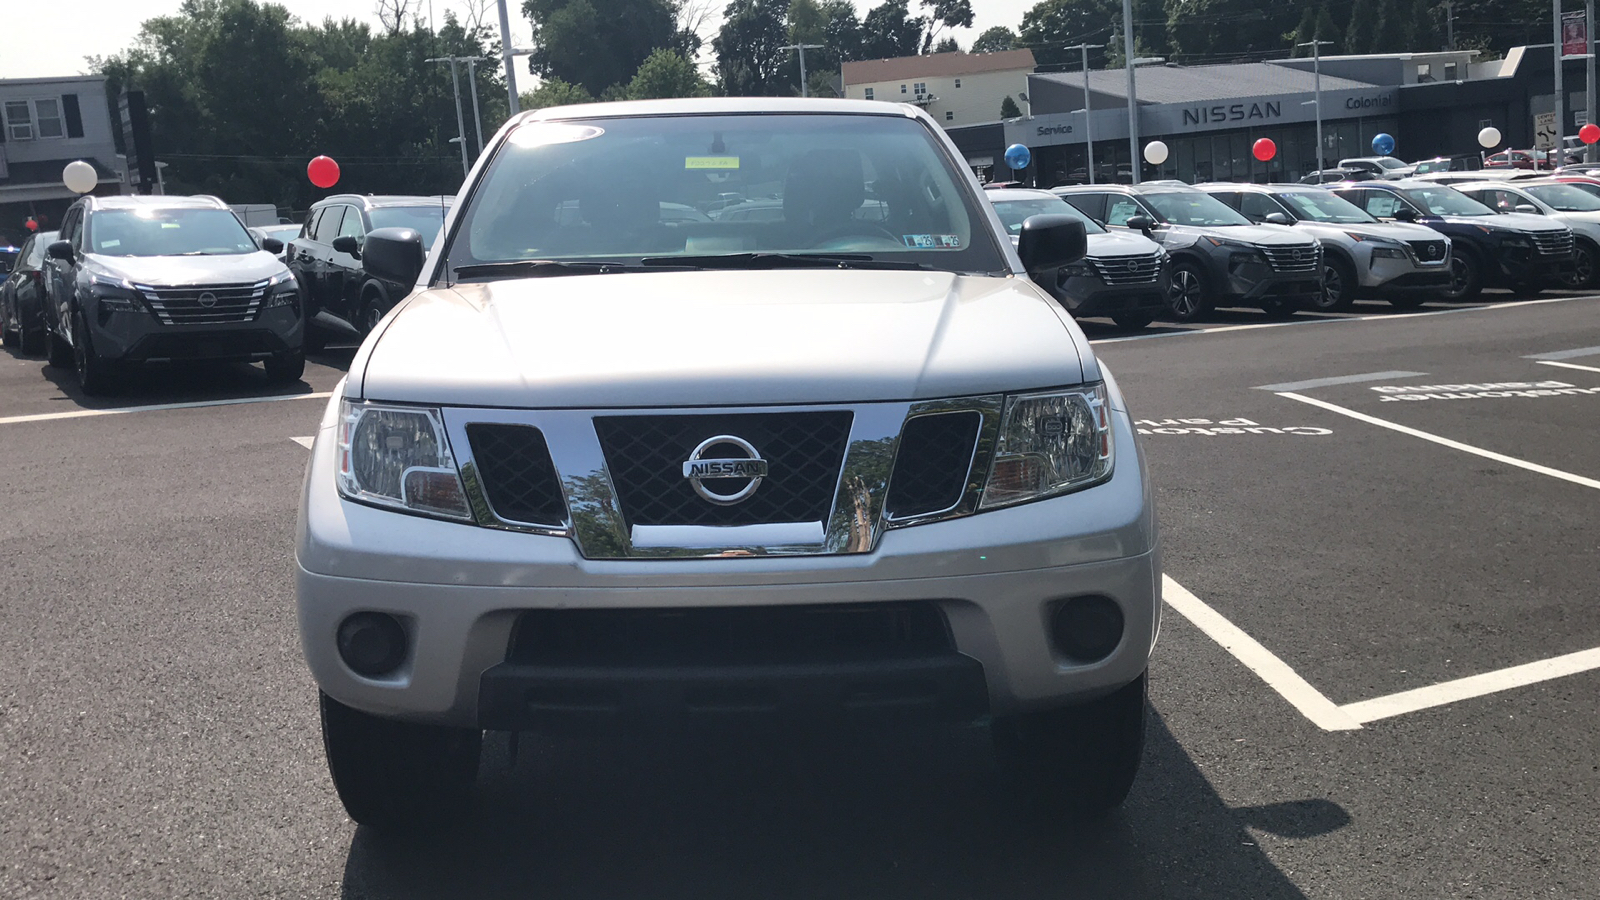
[685,156,740,170]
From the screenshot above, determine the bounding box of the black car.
[288,194,452,349]
[2,231,58,355]
[40,194,304,394]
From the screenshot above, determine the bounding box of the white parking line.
[0,392,333,426]
[1276,391,1600,491]
[1162,575,1362,731]
[1524,344,1600,360]
[1341,647,1600,724]
[1536,359,1600,375]
[1254,371,1427,392]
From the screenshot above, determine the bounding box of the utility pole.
[1556,0,1566,160]
[466,58,486,155]
[1122,0,1139,183]
[428,56,484,176]
[1588,0,1597,161]
[1064,43,1105,184]
[1445,2,1455,50]
[780,43,824,97]
[1298,39,1335,172]
[497,0,519,115]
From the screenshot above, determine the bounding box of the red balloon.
[1581,123,1600,145]
[24,217,39,232]
[307,155,340,189]
[1252,138,1277,162]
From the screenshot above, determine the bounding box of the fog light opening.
[1051,596,1124,663]
[337,612,408,677]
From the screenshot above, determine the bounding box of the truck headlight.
[89,274,143,312]
[335,400,473,521]
[981,384,1113,509]
[264,270,298,309]
[1371,245,1407,259]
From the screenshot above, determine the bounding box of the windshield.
[1277,191,1377,224]
[444,114,1004,278]
[1403,186,1496,217]
[370,205,451,249]
[87,208,258,257]
[990,195,1105,236]
[1374,157,1407,170]
[1523,183,1600,211]
[1142,191,1252,226]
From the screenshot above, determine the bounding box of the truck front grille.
[1259,244,1321,272]
[466,423,568,526]
[135,281,266,325]
[1531,230,1574,257]
[1089,251,1163,284]
[1408,240,1449,264]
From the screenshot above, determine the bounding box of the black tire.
[1111,311,1156,330]
[264,351,305,384]
[1165,260,1210,323]
[72,312,116,396]
[1,324,15,348]
[1442,251,1482,302]
[360,298,384,337]
[1386,294,1428,310]
[993,671,1148,819]
[1563,240,1598,289]
[19,323,46,356]
[1314,256,1357,312]
[319,692,482,832]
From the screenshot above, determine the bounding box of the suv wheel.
[1166,261,1210,322]
[319,692,481,832]
[19,319,46,356]
[1314,257,1356,312]
[264,351,305,384]
[72,312,115,396]
[1562,240,1597,289]
[46,324,73,368]
[1442,251,1482,302]
[360,294,386,336]
[993,671,1147,819]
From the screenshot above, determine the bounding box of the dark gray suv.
[41,195,303,394]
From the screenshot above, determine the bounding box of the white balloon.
[1477,126,1502,149]
[1143,140,1169,165]
[63,160,98,194]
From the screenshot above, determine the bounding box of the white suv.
[296,99,1159,830]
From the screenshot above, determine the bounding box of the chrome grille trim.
[1529,230,1574,257]
[134,280,268,325]
[1407,240,1449,265]
[1088,251,1163,285]
[1259,244,1322,272]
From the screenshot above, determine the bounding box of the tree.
[970,25,1016,53]
[522,0,681,96]
[1407,0,1442,52]
[1369,0,1410,52]
[1020,0,1118,68]
[1163,0,1293,60]
[1343,0,1376,54]
[933,36,960,52]
[626,48,712,98]
[375,0,417,34]
[820,0,864,62]
[521,76,595,108]
[860,0,924,59]
[1000,95,1022,118]
[919,0,973,52]
[714,0,792,96]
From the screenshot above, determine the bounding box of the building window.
[1416,63,1433,82]
[955,78,961,88]
[1445,62,1459,80]
[34,99,63,138]
[3,101,32,141]
[945,111,954,121]
[901,84,907,93]
[864,87,874,100]
[3,99,64,141]
[914,82,927,96]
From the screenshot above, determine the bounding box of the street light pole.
[466,58,486,156]
[428,56,475,176]
[1297,39,1335,171]
[1556,0,1565,160]
[1121,0,1139,182]
[497,0,519,115]
[780,43,824,97]
[1065,42,1105,184]
[1588,0,1597,162]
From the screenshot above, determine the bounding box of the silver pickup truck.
[296,98,1160,831]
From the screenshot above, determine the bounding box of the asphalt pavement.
[2,291,1597,899]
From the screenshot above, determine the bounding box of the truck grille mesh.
[135,281,266,325]
[466,423,569,526]
[1531,230,1574,257]
[885,412,981,519]
[1089,251,1163,285]
[1408,240,1448,263]
[1260,244,1321,272]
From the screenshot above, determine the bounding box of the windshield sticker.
[507,123,605,148]
[100,239,121,248]
[685,156,740,170]
[902,234,961,249]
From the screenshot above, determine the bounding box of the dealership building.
[946,45,1595,185]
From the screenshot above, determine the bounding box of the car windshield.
[1402,186,1495,217]
[1522,183,1600,211]
[370,205,451,249]
[1276,190,1376,224]
[1142,191,1252,226]
[87,208,258,256]
[445,113,1005,278]
[1374,157,1407,169]
[990,195,1105,235]
[257,225,300,243]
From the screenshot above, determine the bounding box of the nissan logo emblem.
[681,435,769,505]
[198,292,218,307]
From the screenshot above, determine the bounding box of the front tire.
[72,312,116,396]
[264,351,305,384]
[1562,240,1597,289]
[319,692,481,832]
[1165,261,1210,323]
[1314,257,1357,312]
[46,327,72,368]
[994,671,1148,819]
[1442,251,1482,302]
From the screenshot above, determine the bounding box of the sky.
[0,0,1037,95]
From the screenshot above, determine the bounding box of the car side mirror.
[1124,214,1154,235]
[1018,214,1088,273]
[1515,203,1540,214]
[1393,207,1418,222]
[261,237,284,254]
[331,235,362,258]
[1264,212,1293,226]
[362,227,425,286]
[47,240,73,261]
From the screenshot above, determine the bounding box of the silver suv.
[296,99,1159,831]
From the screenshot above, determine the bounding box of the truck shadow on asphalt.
[338,711,1348,900]
[17,347,358,410]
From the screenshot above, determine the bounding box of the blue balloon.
[1004,143,1031,171]
[1372,132,1396,156]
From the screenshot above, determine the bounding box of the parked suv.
[2,230,58,354]
[1054,182,1322,321]
[297,98,1159,831]
[289,194,452,349]
[987,188,1169,329]
[1449,179,1600,288]
[1331,180,1575,301]
[40,195,303,393]
[1199,183,1451,310]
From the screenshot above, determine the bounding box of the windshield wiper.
[640,252,933,271]
[453,260,688,279]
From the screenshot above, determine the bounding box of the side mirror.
[1264,212,1293,226]
[1515,203,1540,215]
[1124,214,1155,234]
[47,240,73,261]
[261,237,284,254]
[1393,207,1418,222]
[331,235,362,258]
[362,227,425,285]
[1018,214,1088,273]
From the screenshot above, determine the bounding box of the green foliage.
[933,36,961,52]
[626,48,713,98]
[1000,95,1022,118]
[971,25,1017,53]
[521,77,595,109]
[820,0,865,63]
[919,0,973,52]
[714,0,793,96]
[521,0,682,96]
[860,0,925,59]
[1343,0,1376,56]
[1020,0,1117,68]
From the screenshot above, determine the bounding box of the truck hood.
[1085,230,1163,258]
[1168,224,1316,247]
[1435,213,1568,233]
[1295,220,1443,243]
[359,269,1090,408]
[87,251,288,286]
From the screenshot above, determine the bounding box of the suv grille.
[1088,251,1163,285]
[1259,244,1321,272]
[594,412,852,527]
[885,412,981,519]
[1408,240,1448,264]
[466,424,568,526]
[135,281,267,325]
[1530,230,1574,257]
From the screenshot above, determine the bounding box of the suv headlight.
[1500,233,1533,248]
[981,384,1113,509]
[88,274,143,312]
[1366,240,1407,259]
[264,270,298,309]
[335,400,473,521]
